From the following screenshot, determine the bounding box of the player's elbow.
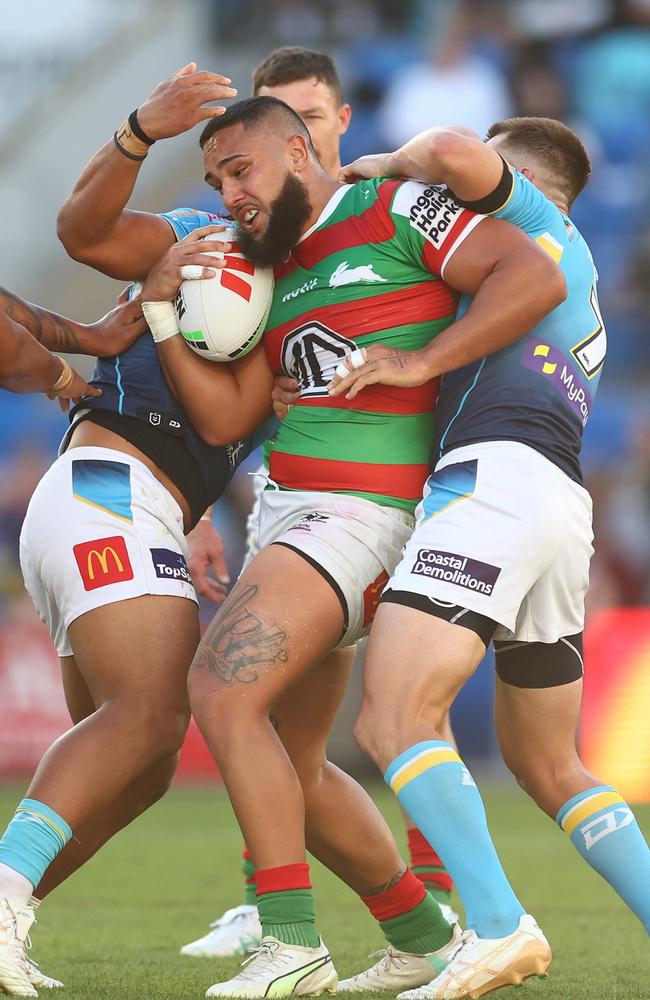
[57,202,99,265]
[428,130,479,173]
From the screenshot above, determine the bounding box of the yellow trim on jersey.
[72,493,133,524]
[560,791,624,836]
[535,232,564,263]
[390,748,462,793]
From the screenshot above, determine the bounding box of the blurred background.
[1,0,649,796]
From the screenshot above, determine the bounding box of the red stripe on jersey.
[276,179,401,280]
[265,282,456,372]
[270,452,429,500]
[421,211,480,276]
[299,378,439,416]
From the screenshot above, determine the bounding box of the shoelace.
[0,910,32,970]
[352,947,410,980]
[237,941,294,981]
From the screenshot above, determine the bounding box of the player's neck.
[300,173,343,235]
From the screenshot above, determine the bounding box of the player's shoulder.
[159,206,229,240]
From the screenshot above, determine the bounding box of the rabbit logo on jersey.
[411,549,501,595]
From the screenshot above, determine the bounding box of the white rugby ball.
[174,230,274,362]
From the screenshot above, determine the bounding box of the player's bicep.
[442,217,550,294]
[435,133,505,205]
[64,210,175,283]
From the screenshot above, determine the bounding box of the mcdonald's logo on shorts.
[73,535,134,592]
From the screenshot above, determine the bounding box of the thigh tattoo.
[192,583,288,685]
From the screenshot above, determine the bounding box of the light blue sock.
[557,785,650,934]
[0,799,72,889]
[385,741,525,938]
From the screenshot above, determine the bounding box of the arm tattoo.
[363,863,408,896]
[192,583,288,685]
[0,286,82,353]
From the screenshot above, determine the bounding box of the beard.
[235,172,312,268]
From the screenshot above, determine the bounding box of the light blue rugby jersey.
[434,163,606,482]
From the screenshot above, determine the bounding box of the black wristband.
[113,132,148,161]
[128,109,156,146]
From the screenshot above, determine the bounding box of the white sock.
[0,863,34,908]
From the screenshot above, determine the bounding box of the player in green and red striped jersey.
[140,94,564,998]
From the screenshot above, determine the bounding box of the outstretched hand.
[136,63,238,140]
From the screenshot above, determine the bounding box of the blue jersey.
[67,208,274,518]
[435,164,606,482]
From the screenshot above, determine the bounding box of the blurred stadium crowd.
[2,0,650,634]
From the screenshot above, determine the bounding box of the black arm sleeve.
[446,155,513,215]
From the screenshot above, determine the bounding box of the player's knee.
[505,755,587,818]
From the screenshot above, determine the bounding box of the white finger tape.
[180,264,204,280]
[334,349,366,379]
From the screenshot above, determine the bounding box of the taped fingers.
[334,348,367,380]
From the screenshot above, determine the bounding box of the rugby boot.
[25,961,63,991]
[181,905,261,957]
[205,935,337,998]
[397,914,551,999]
[338,923,463,992]
[0,897,38,996]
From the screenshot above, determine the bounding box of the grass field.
[1,783,648,999]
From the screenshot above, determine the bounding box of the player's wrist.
[114,109,157,161]
[142,300,181,344]
[48,356,74,395]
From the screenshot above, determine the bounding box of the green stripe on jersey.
[354,317,451,351]
[274,408,433,465]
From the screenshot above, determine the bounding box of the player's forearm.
[57,140,145,265]
[0,317,65,393]
[418,254,567,378]
[0,286,95,354]
[385,127,482,184]
[156,337,266,445]
[385,128,505,205]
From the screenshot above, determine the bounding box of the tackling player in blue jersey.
[326,117,650,996]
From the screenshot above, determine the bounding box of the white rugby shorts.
[243,485,414,646]
[385,441,594,644]
[20,447,197,656]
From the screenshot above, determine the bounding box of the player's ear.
[338,103,352,136]
[520,165,535,183]
[289,133,312,172]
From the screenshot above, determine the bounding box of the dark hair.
[487,116,591,207]
[253,46,343,106]
[199,95,316,153]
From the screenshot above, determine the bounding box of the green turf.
[1,783,648,999]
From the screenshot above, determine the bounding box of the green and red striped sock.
[407,827,454,905]
[256,862,320,948]
[242,846,257,907]
[361,867,452,954]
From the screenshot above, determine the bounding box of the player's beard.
[235,173,312,268]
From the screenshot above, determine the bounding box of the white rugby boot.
[205,935,337,998]
[181,905,262,957]
[397,914,551,999]
[0,897,38,996]
[24,901,62,989]
[25,960,63,991]
[439,905,460,927]
[338,924,463,992]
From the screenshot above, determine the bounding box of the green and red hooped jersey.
[263,178,482,513]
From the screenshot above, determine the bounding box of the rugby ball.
[174,230,274,362]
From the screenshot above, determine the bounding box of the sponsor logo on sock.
[580,806,634,850]
[410,549,501,595]
[150,548,192,583]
